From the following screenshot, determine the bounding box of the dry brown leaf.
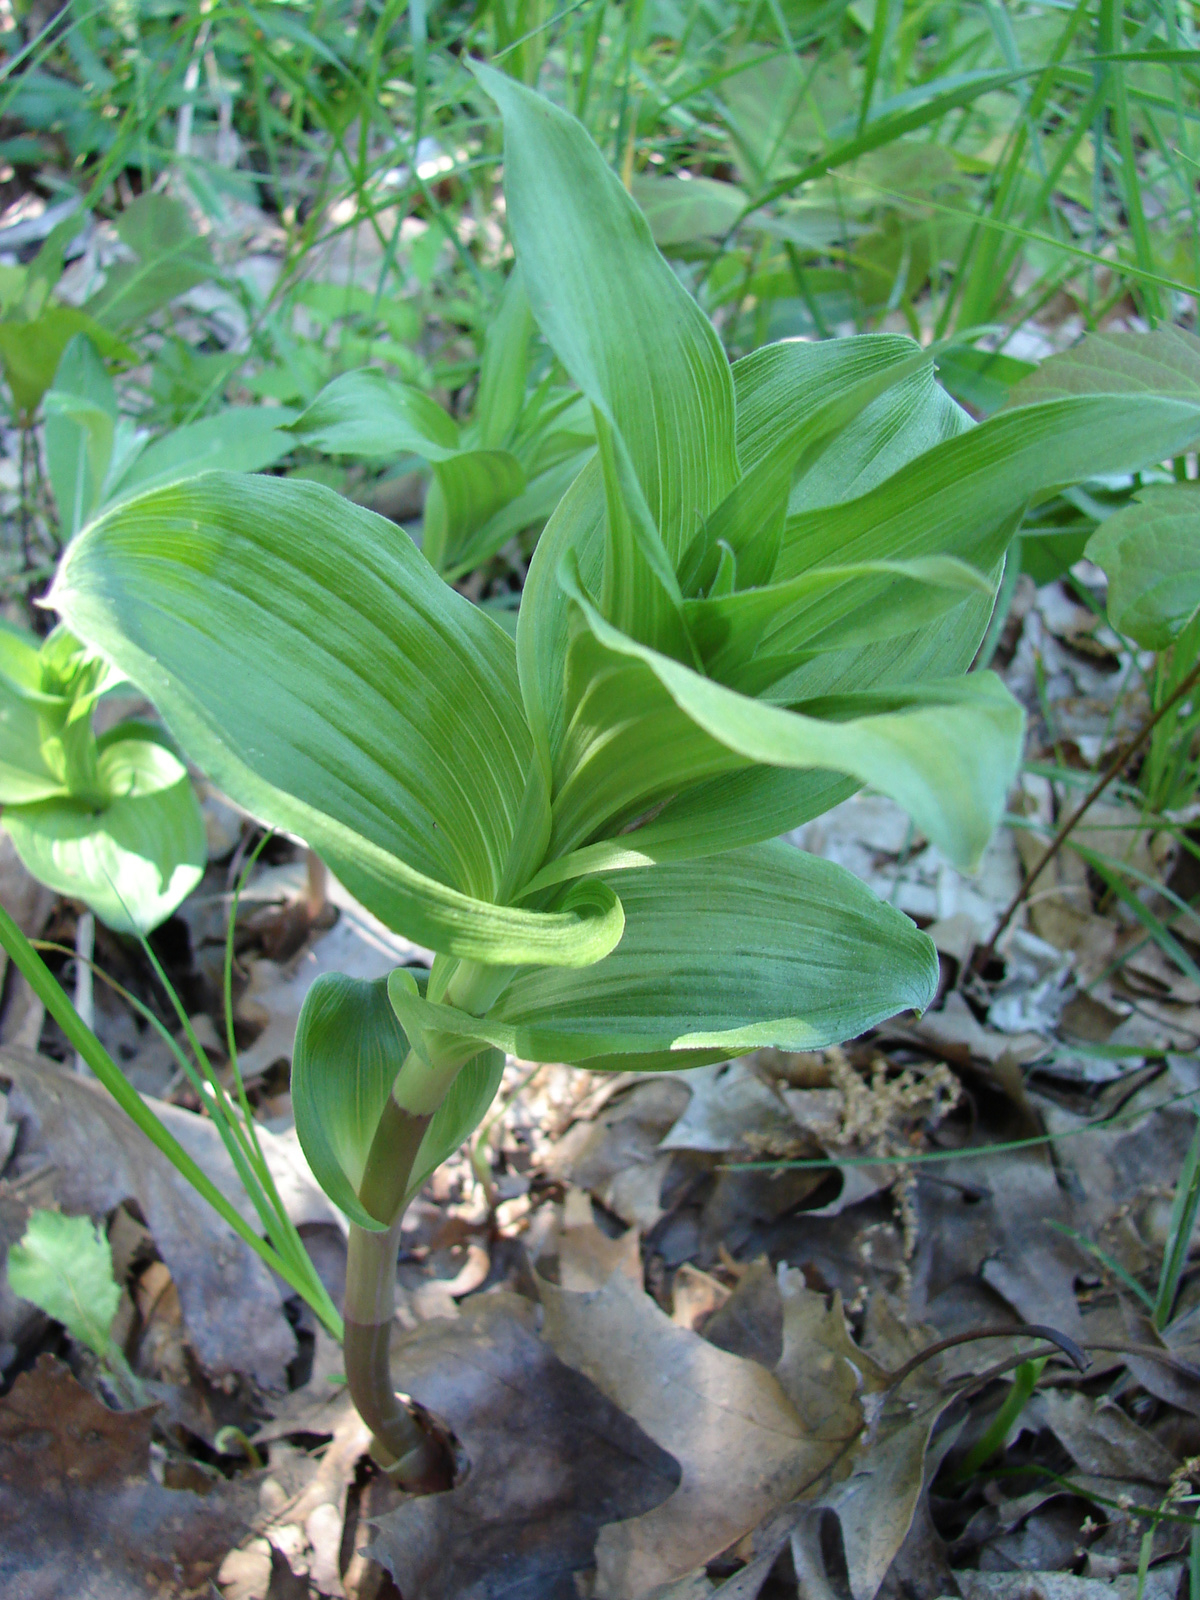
[539,1265,858,1598]
[365,1291,679,1600]
[0,1354,256,1598]
[898,991,1049,1068]
[701,1257,785,1369]
[660,1061,799,1154]
[1112,1303,1200,1418]
[1026,1388,1178,1486]
[234,871,428,1080]
[672,1263,731,1331]
[776,1273,956,1600]
[545,1076,689,1230]
[953,1565,1184,1600]
[555,1186,643,1291]
[259,1397,369,1598]
[909,1149,1087,1341]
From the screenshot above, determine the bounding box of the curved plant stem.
[344,1219,449,1487]
[342,1042,466,1489]
[885,1320,1089,1390]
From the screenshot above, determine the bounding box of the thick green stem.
[342,1035,475,1488]
[344,1218,448,1487]
[358,1093,432,1226]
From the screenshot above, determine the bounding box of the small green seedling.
[43,73,1200,1479]
[0,620,204,934]
[43,332,295,546]
[0,216,129,425]
[285,269,594,585]
[0,193,218,427]
[7,1208,140,1404]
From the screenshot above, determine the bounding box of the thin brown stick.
[886,1321,1090,1390]
[979,654,1200,966]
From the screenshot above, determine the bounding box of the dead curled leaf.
[365,1291,681,1600]
[218,1395,371,1600]
[1025,1388,1179,1486]
[539,1265,875,1598]
[0,1354,255,1599]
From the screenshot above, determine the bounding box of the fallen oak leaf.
[234,867,429,1081]
[772,1271,960,1600]
[365,1291,680,1600]
[226,1394,370,1599]
[954,1566,1185,1600]
[0,1353,257,1598]
[538,1266,863,1598]
[1025,1388,1178,1487]
[551,1185,644,1292]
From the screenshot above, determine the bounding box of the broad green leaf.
[107,408,298,504]
[285,369,459,459]
[524,768,860,895]
[518,340,971,786]
[0,684,65,803]
[732,335,946,477]
[0,619,43,694]
[551,571,1024,872]
[778,384,1200,586]
[517,455,606,780]
[1004,325,1200,406]
[475,268,534,449]
[292,973,411,1230]
[789,366,970,514]
[0,306,129,418]
[7,1209,119,1358]
[1085,485,1200,649]
[0,265,25,315]
[730,334,970,534]
[445,452,591,579]
[44,335,116,539]
[683,337,938,594]
[43,394,115,539]
[51,473,624,966]
[630,174,748,246]
[477,63,739,564]
[85,194,214,329]
[686,556,995,685]
[22,208,86,311]
[423,449,526,574]
[593,411,695,661]
[935,347,1035,415]
[0,623,64,804]
[3,731,206,933]
[393,842,937,1063]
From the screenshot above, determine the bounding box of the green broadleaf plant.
[7,1208,121,1362]
[284,267,595,584]
[6,1205,147,1406]
[44,334,295,544]
[1085,482,1200,815]
[1085,483,1200,652]
[45,71,1200,1478]
[0,195,217,424]
[0,619,204,934]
